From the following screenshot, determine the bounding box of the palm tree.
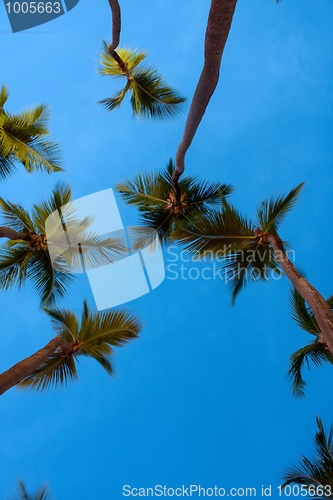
[0,300,141,395]
[0,84,62,179]
[116,159,233,242]
[174,183,333,354]
[171,0,238,202]
[8,481,53,500]
[288,288,333,397]
[282,417,333,498]
[98,42,186,119]
[0,183,125,306]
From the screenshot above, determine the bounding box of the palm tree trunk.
[172,0,238,202]
[107,0,129,73]
[0,226,31,242]
[264,233,333,353]
[0,336,72,396]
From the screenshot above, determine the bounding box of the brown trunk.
[263,233,333,353]
[172,0,238,202]
[0,226,31,242]
[0,337,72,396]
[108,0,121,51]
[107,0,127,72]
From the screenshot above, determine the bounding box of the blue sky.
[0,0,333,498]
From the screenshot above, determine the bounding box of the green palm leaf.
[288,289,333,396]
[8,480,53,500]
[98,45,186,119]
[116,159,233,242]
[0,84,62,178]
[0,185,76,305]
[18,301,141,391]
[256,183,305,234]
[282,417,333,497]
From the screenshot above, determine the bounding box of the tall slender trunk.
[263,233,333,353]
[172,0,238,202]
[0,337,72,396]
[107,0,128,73]
[0,226,31,242]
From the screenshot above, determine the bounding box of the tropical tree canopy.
[18,300,142,391]
[173,183,304,303]
[116,159,233,243]
[282,417,333,499]
[0,84,62,179]
[288,288,333,397]
[7,480,53,500]
[98,43,186,119]
[0,183,126,305]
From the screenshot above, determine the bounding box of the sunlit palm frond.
[0,84,9,110]
[98,43,147,78]
[98,44,186,120]
[282,417,333,497]
[8,480,53,500]
[256,183,305,234]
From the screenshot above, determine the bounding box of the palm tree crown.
[288,288,333,397]
[98,43,186,119]
[174,183,304,303]
[0,184,126,305]
[0,84,62,179]
[8,481,53,500]
[18,300,141,391]
[282,417,333,498]
[116,159,233,243]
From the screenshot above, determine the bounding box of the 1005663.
[5,1,61,14]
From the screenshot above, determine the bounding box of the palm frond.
[98,82,131,112]
[290,288,321,336]
[282,418,333,496]
[8,480,53,500]
[19,302,141,391]
[256,183,305,233]
[0,154,15,179]
[0,84,9,109]
[288,288,333,396]
[288,341,333,397]
[98,44,186,120]
[0,102,62,175]
[98,43,147,77]
[0,197,35,232]
[174,204,254,257]
[221,244,281,305]
[130,66,186,120]
[18,352,78,391]
[79,308,142,357]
